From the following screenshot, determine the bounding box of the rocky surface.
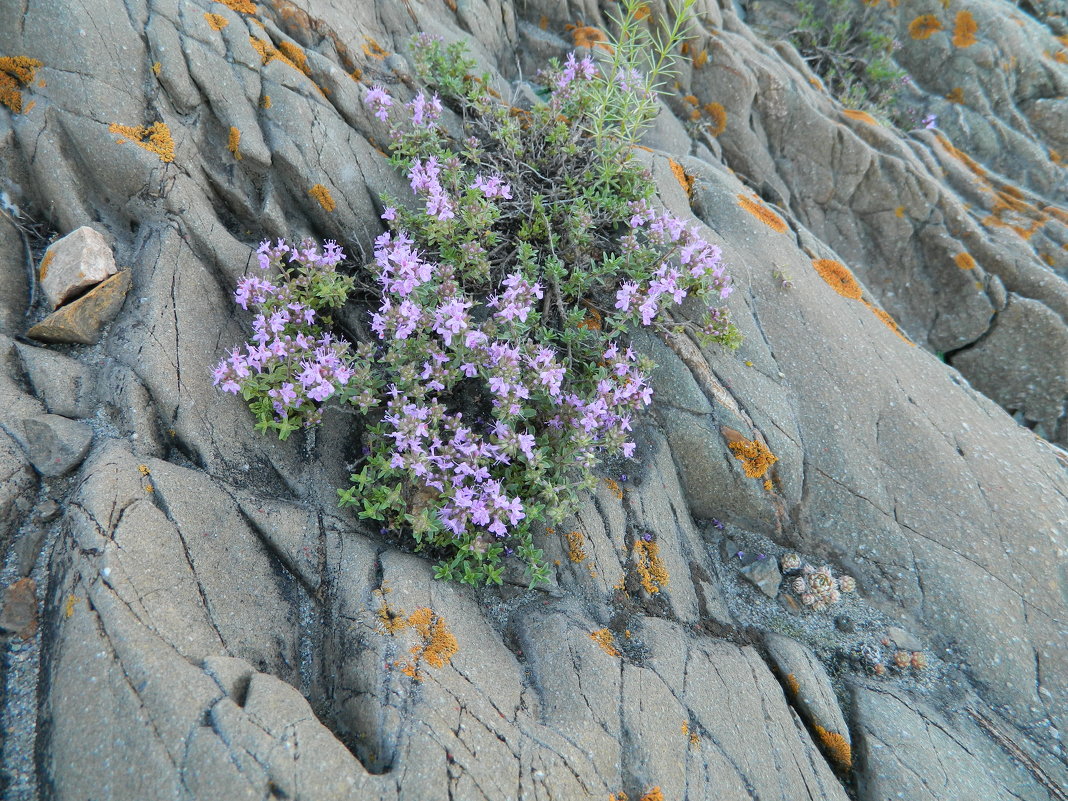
[0,0,1066,800]
[37,225,117,309]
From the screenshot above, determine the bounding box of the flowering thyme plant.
[215,0,738,587]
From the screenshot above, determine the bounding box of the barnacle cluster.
[781,554,855,611]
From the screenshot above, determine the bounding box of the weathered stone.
[15,342,97,418]
[740,555,783,597]
[886,626,922,652]
[19,414,92,477]
[0,427,36,554]
[27,269,131,345]
[38,225,117,309]
[0,577,37,638]
[0,209,28,333]
[764,632,850,751]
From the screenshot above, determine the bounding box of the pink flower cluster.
[408,156,455,221]
[615,200,732,325]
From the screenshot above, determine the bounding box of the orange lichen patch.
[694,49,708,68]
[936,133,986,179]
[261,94,272,108]
[565,530,588,563]
[669,158,694,196]
[568,23,613,52]
[894,206,905,218]
[590,628,621,657]
[704,102,727,135]
[218,0,256,12]
[785,672,801,696]
[151,61,161,75]
[815,725,852,770]
[1051,51,1068,65]
[578,305,602,331]
[634,539,669,594]
[362,37,389,60]
[682,93,699,106]
[737,195,788,233]
[1044,205,1068,225]
[38,250,54,280]
[227,126,242,160]
[64,595,77,618]
[842,109,878,125]
[682,721,700,745]
[909,14,943,40]
[539,15,549,30]
[727,437,778,479]
[1009,220,1043,240]
[393,607,458,679]
[604,477,624,500]
[444,0,457,10]
[634,3,652,20]
[763,478,774,492]
[204,12,229,29]
[108,122,175,163]
[952,10,978,47]
[309,184,336,211]
[945,87,965,104]
[1051,151,1062,165]
[954,252,976,270]
[812,258,862,299]
[609,793,629,801]
[639,789,665,801]
[374,593,409,634]
[278,40,310,75]
[862,299,912,344]
[137,464,151,476]
[0,56,43,114]
[1042,252,1055,266]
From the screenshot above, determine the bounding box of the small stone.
[739,556,782,597]
[834,615,855,633]
[16,343,97,418]
[38,226,117,309]
[0,577,38,638]
[27,270,131,345]
[20,414,93,477]
[886,626,922,651]
[37,499,61,523]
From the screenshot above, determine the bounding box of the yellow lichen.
[444,0,457,10]
[392,607,458,680]
[727,438,778,479]
[262,94,272,108]
[0,56,43,114]
[590,628,621,657]
[151,61,161,75]
[1051,50,1068,64]
[909,14,943,40]
[278,40,310,75]
[842,109,878,125]
[738,195,788,233]
[64,595,77,618]
[204,12,229,30]
[309,184,336,211]
[639,789,664,801]
[811,259,862,299]
[218,0,256,13]
[634,3,652,21]
[228,126,242,160]
[566,530,588,563]
[604,477,624,500]
[669,158,694,196]
[862,299,912,344]
[815,725,852,770]
[634,539,669,594]
[694,49,708,68]
[704,102,727,135]
[362,37,389,60]
[137,464,151,476]
[38,250,54,280]
[763,478,774,492]
[682,93,699,106]
[609,793,629,801]
[952,10,978,47]
[785,672,800,696]
[108,121,175,163]
[568,23,613,52]
[894,206,905,218]
[954,252,976,270]
[936,134,986,179]
[144,483,154,493]
[945,87,965,104]
[1051,150,1061,165]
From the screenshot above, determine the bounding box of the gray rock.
[739,555,783,597]
[27,269,131,345]
[0,427,36,554]
[19,414,92,477]
[0,577,37,638]
[886,626,922,652]
[763,632,850,755]
[38,225,117,309]
[0,210,29,333]
[15,342,97,418]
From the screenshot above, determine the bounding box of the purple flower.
[365,85,393,121]
[923,114,937,130]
